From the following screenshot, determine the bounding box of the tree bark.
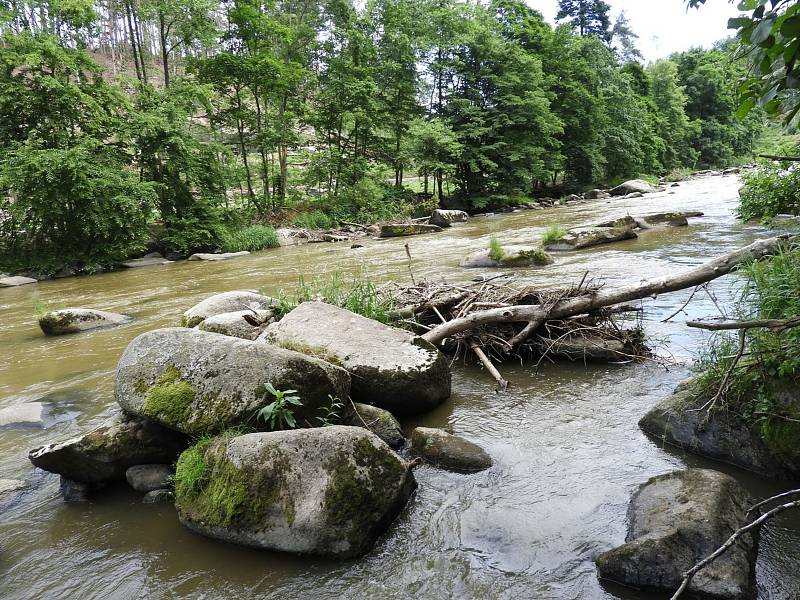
[422,235,797,346]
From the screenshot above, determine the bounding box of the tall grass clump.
[488,236,505,261]
[218,225,279,253]
[541,224,567,245]
[273,271,395,324]
[292,210,337,230]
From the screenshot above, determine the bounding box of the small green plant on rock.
[257,383,303,430]
[317,395,344,426]
[542,225,567,246]
[488,236,505,262]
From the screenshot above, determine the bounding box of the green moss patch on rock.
[142,365,196,425]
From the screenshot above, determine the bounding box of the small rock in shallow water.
[187,251,250,261]
[142,489,173,504]
[0,275,37,287]
[120,256,173,268]
[0,479,28,498]
[38,308,130,336]
[411,427,492,472]
[343,403,406,448]
[126,464,172,493]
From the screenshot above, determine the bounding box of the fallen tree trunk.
[422,236,796,346]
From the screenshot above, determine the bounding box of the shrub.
[292,210,337,230]
[738,163,800,221]
[218,224,278,252]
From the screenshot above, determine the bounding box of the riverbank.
[2,172,798,600]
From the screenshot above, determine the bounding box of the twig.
[662,285,701,323]
[467,337,509,391]
[404,243,416,285]
[670,495,800,600]
[690,329,746,415]
[745,488,800,521]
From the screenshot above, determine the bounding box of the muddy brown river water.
[1,174,799,600]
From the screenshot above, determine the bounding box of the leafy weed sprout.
[257,383,303,430]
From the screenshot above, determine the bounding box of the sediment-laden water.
[1,174,798,599]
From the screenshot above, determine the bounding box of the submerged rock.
[545,225,637,251]
[187,251,250,261]
[182,291,277,328]
[0,479,28,502]
[639,378,800,479]
[343,402,406,448]
[0,275,37,287]
[59,477,92,502]
[429,209,469,228]
[29,413,186,484]
[143,489,173,504]
[410,427,492,472]
[0,402,44,428]
[460,245,553,269]
[198,309,274,340]
[596,469,756,599]
[609,179,656,196]
[121,257,173,268]
[38,308,130,336]
[261,302,450,415]
[379,223,443,238]
[126,464,172,493]
[174,426,416,558]
[116,327,351,436]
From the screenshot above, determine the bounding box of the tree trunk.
[158,11,169,87]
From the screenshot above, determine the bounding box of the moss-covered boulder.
[460,245,553,269]
[343,402,406,448]
[261,302,450,415]
[174,426,416,558]
[544,225,637,251]
[410,427,492,472]
[639,378,800,479]
[116,327,351,437]
[182,291,277,328]
[198,309,274,340]
[28,412,187,484]
[38,308,130,336]
[596,469,756,599]
[379,223,443,238]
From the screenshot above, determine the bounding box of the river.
[1,173,798,600]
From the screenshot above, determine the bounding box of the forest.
[0,0,764,274]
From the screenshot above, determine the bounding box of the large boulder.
[429,209,469,228]
[260,302,450,415]
[596,469,756,599]
[115,327,351,436]
[28,413,187,484]
[640,378,800,479]
[544,225,637,251]
[174,426,416,558]
[410,427,492,472]
[182,291,277,327]
[379,223,443,238]
[343,402,406,448]
[610,179,656,196]
[198,309,275,340]
[460,245,553,269]
[634,211,704,229]
[38,308,130,336]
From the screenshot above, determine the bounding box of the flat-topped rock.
[460,245,553,268]
[116,327,351,436]
[29,413,187,484]
[175,426,416,558]
[0,275,37,287]
[38,308,130,336]
[121,257,173,268]
[198,309,274,340]
[545,225,637,251]
[0,403,44,427]
[187,251,250,261]
[610,179,656,196]
[430,209,469,228]
[261,302,450,415]
[596,469,756,599]
[635,211,704,228]
[411,427,492,472]
[379,223,443,238]
[182,291,277,327]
